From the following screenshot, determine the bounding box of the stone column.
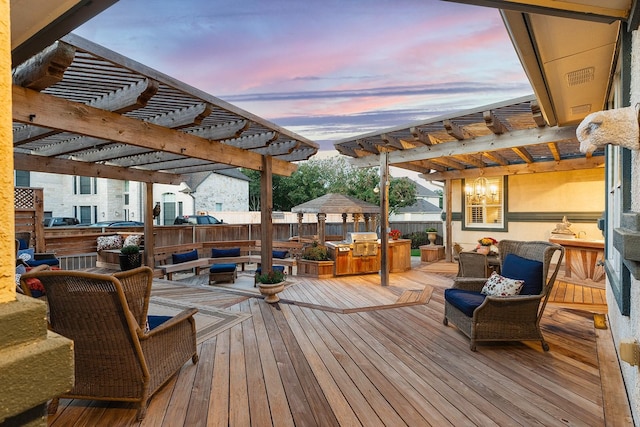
[317,213,326,243]
[297,212,304,240]
[341,213,348,240]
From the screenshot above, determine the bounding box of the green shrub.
[120,245,140,254]
[256,269,286,284]
[302,241,330,261]
[406,231,429,249]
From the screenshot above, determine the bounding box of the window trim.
[461,175,508,232]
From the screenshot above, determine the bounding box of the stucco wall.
[450,169,605,250]
[607,29,640,427]
[1,0,13,303]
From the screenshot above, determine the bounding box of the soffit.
[12,34,318,183]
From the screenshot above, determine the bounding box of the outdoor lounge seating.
[20,267,199,420]
[457,251,489,278]
[443,240,564,351]
[209,263,237,284]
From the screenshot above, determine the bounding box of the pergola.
[12,33,319,269]
[334,95,605,263]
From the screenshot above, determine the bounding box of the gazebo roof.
[291,193,380,215]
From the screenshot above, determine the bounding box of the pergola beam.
[349,125,578,168]
[12,85,298,176]
[421,156,604,181]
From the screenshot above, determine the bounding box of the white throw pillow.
[96,235,124,251]
[481,271,524,297]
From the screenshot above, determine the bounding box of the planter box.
[297,259,335,278]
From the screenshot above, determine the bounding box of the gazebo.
[291,193,380,243]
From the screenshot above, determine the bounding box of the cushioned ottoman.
[209,263,237,285]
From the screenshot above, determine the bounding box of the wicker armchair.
[457,251,490,278]
[443,240,564,351]
[20,268,199,420]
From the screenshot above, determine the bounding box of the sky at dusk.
[75,0,532,160]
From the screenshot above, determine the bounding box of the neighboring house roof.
[395,199,442,214]
[183,169,250,192]
[413,181,440,198]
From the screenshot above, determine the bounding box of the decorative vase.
[258,282,285,303]
[119,253,142,271]
[427,232,437,245]
[477,246,490,255]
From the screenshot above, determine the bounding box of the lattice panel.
[15,187,36,209]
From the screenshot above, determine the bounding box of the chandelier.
[465,177,498,204]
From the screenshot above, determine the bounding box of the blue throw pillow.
[172,249,199,264]
[211,247,241,258]
[18,239,29,250]
[501,253,544,295]
[17,248,35,262]
[272,250,288,259]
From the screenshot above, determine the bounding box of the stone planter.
[258,282,285,303]
[297,259,335,278]
[427,232,437,245]
[119,253,142,271]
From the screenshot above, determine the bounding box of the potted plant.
[297,241,334,278]
[477,237,498,255]
[426,228,438,245]
[256,268,286,303]
[119,244,142,271]
[389,229,402,240]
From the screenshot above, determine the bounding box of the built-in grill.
[346,232,379,257]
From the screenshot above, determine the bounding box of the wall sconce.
[465,177,498,203]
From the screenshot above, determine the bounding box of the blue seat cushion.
[501,254,544,295]
[172,249,199,264]
[210,263,237,273]
[147,315,172,330]
[26,258,60,267]
[211,247,241,258]
[18,239,29,250]
[272,250,288,259]
[256,265,285,275]
[444,288,486,317]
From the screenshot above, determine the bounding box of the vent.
[566,67,595,86]
[571,104,592,115]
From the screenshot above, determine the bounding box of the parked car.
[87,220,144,227]
[174,215,223,225]
[43,217,79,227]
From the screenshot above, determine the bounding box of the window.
[462,176,506,230]
[75,176,96,194]
[215,203,222,211]
[79,206,92,224]
[15,170,30,187]
[124,194,129,205]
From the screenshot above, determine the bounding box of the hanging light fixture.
[465,177,498,203]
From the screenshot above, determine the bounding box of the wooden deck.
[46,260,631,426]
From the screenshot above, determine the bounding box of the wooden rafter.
[410,127,438,145]
[13,85,297,176]
[444,119,466,140]
[482,150,509,166]
[483,110,508,134]
[188,119,248,140]
[547,142,561,161]
[12,41,75,90]
[430,157,466,170]
[453,154,486,168]
[511,146,535,163]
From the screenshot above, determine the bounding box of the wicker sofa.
[443,240,564,351]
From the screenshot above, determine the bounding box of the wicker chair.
[457,251,490,278]
[443,240,564,351]
[20,268,199,420]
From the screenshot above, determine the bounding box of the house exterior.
[390,182,443,222]
[18,168,250,226]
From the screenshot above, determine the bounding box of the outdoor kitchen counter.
[326,238,411,276]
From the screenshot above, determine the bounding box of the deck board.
[47,261,631,426]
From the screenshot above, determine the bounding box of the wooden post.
[317,213,326,244]
[445,178,453,262]
[144,182,155,268]
[260,156,273,272]
[380,152,389,287]
[341,213,348,240]
[297,212,303,240]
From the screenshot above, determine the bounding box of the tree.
[241,155,417,212]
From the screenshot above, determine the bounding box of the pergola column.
[352,213,361,232]
[341,213,348,240]
[364,213,371,231]
[297,212,304,240]
[317,213,326,244]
